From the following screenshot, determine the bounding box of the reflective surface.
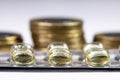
[10,43,35,66]
[86,48,110,67]
[83,42,103,55]
[48,42,72,66]
[0,50,119,68]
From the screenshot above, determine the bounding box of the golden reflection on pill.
[48,42,72,66]
[10,43,35,66]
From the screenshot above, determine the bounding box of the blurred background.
[0,0,120,45]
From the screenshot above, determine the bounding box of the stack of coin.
[30,18,86,50]
[0,32,23,53]
[93,33,120,49]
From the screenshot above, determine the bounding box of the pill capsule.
[86,48,110,67]
[48,42,72,66]
[83,42,103,55]
[10,43,35,66]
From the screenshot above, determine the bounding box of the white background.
[0,0,120,79]
[0,0,120,44]
[0,72,120,80]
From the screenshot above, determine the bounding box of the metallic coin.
[30,18,83,30]
[30,17,85,50]
[93,33,120,49]
[0,32,23,53]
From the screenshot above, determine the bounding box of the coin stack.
[93,33,120,49]
[30,18,86,51]
[0,32,23,53]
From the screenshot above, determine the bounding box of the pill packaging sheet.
[0,50,120,72]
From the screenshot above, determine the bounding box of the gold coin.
[0,32,23,53]
[31,29,83,35]
[93,33,120,49]
[30,18,83,30]
[30,18,85,50]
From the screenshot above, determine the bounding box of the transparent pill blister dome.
[0,50,120,68]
